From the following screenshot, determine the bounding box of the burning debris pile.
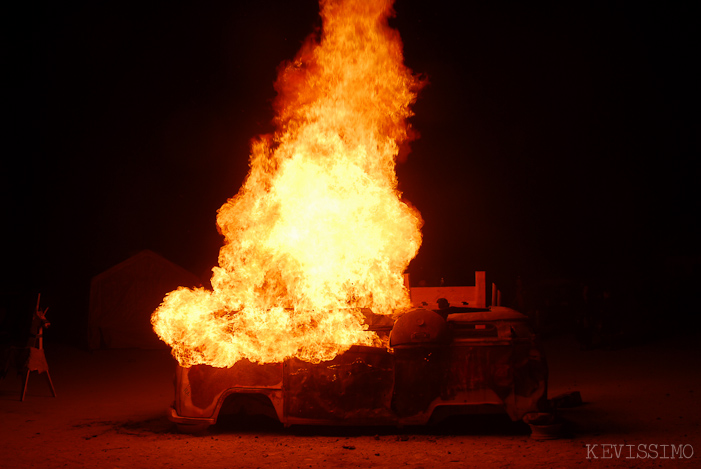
[152,0,423,367]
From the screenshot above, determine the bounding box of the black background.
[3,0,698,344]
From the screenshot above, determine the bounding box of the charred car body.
[169,298,548,432]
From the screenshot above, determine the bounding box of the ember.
[152,0,424,367]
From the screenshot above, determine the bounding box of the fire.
[152,0,423,367]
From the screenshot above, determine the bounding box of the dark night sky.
[3,0,698,343]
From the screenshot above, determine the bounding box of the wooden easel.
[20,294,56,401]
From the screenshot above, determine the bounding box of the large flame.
[152,0,423,367]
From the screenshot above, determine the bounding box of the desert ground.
[2,331,700,468]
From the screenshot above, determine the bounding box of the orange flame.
[152,0,423,367]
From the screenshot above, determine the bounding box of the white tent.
[88,250,201,349]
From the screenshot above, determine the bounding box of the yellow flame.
[152,0,423,367]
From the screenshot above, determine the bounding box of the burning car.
[153,1,549,434]
[168,288,548,433]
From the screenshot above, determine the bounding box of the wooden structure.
[406,271,501,309]
[20,294,56,401]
